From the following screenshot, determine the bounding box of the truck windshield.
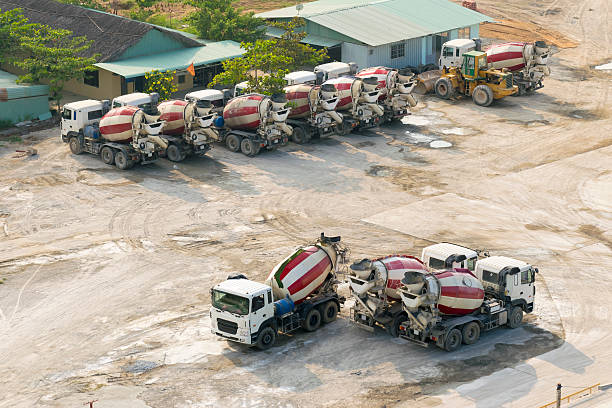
[62,109,72,120]
[212,290,249,315]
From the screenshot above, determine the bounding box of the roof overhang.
[265,26,341,47]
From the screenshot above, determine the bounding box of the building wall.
[367,37,422,69]
[341,43,369,70]
[306,21,361,44]
[0,95,50,123]
[64,69,122,101]
[116,30,189,61]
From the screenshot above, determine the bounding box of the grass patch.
[8,135,22,143]
[0,120,13,130]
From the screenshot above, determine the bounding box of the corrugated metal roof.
[95,40,244,79]
[265,26,341,47]
[0,70,49,100]
[257,0,491,46]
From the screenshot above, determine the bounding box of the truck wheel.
[508,307,523,329]
[256,326,276,350]
[240,138,257,157]
[444,328,463,352]
[291,127,307,144]
[472,85,494,107]
[100,146,115,165]
[434,78,455,100]
[69,137,83,155]
[115,150,129,170]
[303,309,321,332]
[166,144,184,162]
[225,134,241,152]
[387,313,406,338]
[321,301,338,324]
[461,322,480,345]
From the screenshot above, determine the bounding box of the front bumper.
[211,328,253,345]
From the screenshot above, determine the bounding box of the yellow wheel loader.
[433,51,518,106]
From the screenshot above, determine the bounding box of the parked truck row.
[210,235,538,353]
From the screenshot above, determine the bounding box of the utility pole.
[556,383,562,408]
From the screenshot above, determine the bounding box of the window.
[482,269,498,284]
[391,42,405,59]
[458,27,470,39]
[428,257,445,270]
[113,102,122,109]
[456,48,460,57]
[178,75,186,84]
[251,295,265,312]
[62,109,72,120]
[442,47,454,57]
[466,258,476,271]
[87,110,103,120]
[521,269,534,284]
[211,290,249,315]
[84,70,99,88]
[267,290,272,304]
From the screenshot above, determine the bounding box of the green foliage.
[0,119,13,129]
[270,17,327,70]
[210,40,291,96]
[188,0,265,43]
[55,0,108,11]
[0,8,39,64]
[144,70,178,101]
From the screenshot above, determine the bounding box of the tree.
[210,40,291,96]
[0,8,39,64]
[188,0,265,43]
[16,25,97,110]
[144,70,178,101]
[270,17,327,70]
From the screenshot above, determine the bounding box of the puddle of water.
[402,116,433,126]
[430,140,453,149]
[439,127,465,135]
[405,132,436,144]
[595,62,612,70]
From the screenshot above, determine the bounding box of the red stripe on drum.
[224,106,259,119]
[337,96,352,107]
[286,92,310,100]
[279,247,317,280]
[100,122,133,135]
[288,256,331,294]
[288,105,311,117]
[506,63,526,71]
[487,51,524,62]
[438,305,479,315]
[105,107,138,117]
[334,83,352,91]
[246,95,264,101]
[160,112,183,121]
[440,285,485,300]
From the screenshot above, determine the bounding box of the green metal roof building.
[257,0,491,69]
[0,70,50,125]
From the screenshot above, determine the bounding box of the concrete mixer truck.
[284,83,343,143]
[61,100,167,170]
[437,39,551,95]
[322,76,384,133]
[348,255,428,337]
[398,255,538,351]
[210,234,349,350]
[213,93,293,156]
[356,67,418,122]
[156,99,218,162]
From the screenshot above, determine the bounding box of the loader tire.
[225,134,241,152]
[303,308,321,332]
[472,85,494,107]
[508,307,523,329]
[256,326,276,350]
[321,301,338,324]
[434,77,455,100]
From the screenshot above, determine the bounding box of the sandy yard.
[0,0,611,406]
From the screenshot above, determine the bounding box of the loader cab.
[475,256,536,311]
[438,39,478,69]
[461,51,488,78]
[111,92,159,114]
[210,277,274,345]
[421,242,479,272]
[60,99,109,138]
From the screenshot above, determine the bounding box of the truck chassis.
[215,128,288,157]
[161,134,211,162]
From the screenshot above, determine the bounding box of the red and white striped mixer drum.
[486,42,527,71]
[434,270,484,315]
[158,99,188,135]
[223,94,270,130]
[99,106,140,142]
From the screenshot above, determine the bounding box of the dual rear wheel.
[225,134,261,157]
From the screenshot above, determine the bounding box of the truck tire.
[321,301,338,324]
[115,150,130,170]
[69,137,83,155]
[472,85,494,107]
[434,78,455,100]
[444,328,463,352]
[166,144,184,162]
[461,322,480,345]
[291,126,307,144]
[387,313,406,338]
[256,326,276,350]
[508,306,523,329]
[225,134,241,152]
[100,146,115,165]
[303,308,321,332]
[240,138,257,157]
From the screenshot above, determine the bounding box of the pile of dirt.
[479,20,579,49]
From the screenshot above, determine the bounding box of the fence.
[538,383,600,408]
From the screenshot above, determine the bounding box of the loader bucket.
[414,70,442,94]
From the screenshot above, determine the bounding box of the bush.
[144,70,178,101]
[0,120,13,130]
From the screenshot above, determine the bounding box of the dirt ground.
[0,0,611,406]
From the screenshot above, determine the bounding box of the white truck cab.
[421,242,479,271]
[314,61,358,83]
[210,277,273,345]
[233,81,249,98]
[60,99,109,140]
[185,89,225,109]
[285,70,318,86]
[439,39,481,69]
[475,256,536,311]
[111,92,159,114]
